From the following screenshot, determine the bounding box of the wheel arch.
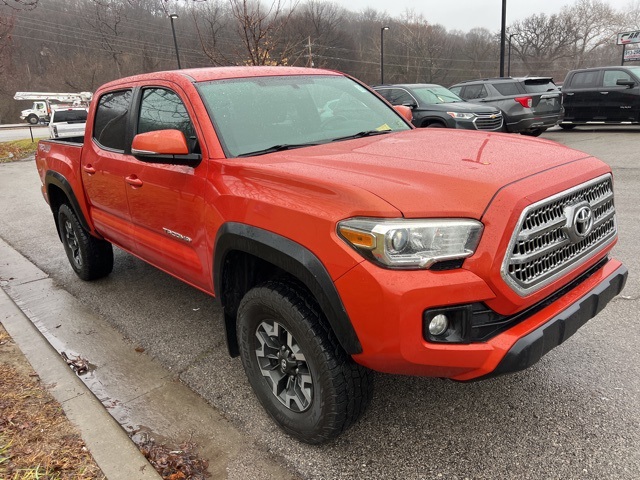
[213,222,362,358]
[419,116,448,128]
[45,171,91,241]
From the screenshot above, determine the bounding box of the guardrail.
[0,124,48,142]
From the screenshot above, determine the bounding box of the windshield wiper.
[237,143,321,157]
[331,130,393,142]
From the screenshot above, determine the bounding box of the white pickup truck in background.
[48,107,88,140]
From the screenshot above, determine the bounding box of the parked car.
[373,83,503,131]
[560,66,640,129]
[36,66,625,444]
[449,77,562,136]
[48,107,88,139]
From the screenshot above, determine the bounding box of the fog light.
[428,314,449,336]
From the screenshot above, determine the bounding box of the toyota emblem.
[573,205,594,238]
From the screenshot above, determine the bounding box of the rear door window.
[492,82,520,96]
[569,71,599,89]
[93,90,132,151]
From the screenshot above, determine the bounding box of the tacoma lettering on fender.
[35,67,627,444]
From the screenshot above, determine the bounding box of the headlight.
[338,218,483,269]
[446,112,475,119]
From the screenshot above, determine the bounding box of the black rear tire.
[559,124,576,130]
[521,128,545,137]
[237,281,373,444]
[58,204,113,281]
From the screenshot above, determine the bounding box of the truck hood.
[245,129,591,219]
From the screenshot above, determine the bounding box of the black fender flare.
[45,170,92,234]
[213,222,362,355]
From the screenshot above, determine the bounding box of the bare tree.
[229,0,298,65]
[511,13,576,74]
[564,0,621,68]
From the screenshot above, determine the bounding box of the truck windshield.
[197,75,410,157]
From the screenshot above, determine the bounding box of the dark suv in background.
[560,66,640,129]
[449,77,562,136]
[373,83,503,131]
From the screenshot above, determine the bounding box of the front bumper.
[342,257,625,380]
[477,263,627,380]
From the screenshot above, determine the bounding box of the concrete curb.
[0,236,298,480]
[0,287,161,479]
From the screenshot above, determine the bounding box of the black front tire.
[27,115,39,125]
[237,281,373,444]
[58,204,113,281]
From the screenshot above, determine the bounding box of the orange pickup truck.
[36,67,626,444]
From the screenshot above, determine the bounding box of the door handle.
[600,91,609,95]
[125,175,143,188]
[83,165,96,175]
[565,92,574,96]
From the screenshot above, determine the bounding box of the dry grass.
[0,139,41,163]
[0,329,105,480]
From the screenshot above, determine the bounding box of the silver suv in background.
[449,77,563,136]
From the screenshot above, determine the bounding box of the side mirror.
[616,79,636,88]
[131,129,201,167]
[394,105,413,123]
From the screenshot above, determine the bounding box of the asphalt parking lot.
[0,126,639,479]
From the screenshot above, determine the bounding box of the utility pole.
[499,0,506,77]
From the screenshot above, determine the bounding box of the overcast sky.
[340,0,594,32]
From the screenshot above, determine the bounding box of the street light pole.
[380,26,389,85]
[169,13,182,70]
[508,32,517,77]
[499,0,506,76]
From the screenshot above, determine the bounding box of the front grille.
[502,174,616,295]
[474,113,503,131]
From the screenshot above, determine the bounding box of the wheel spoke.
[253,318,314,413]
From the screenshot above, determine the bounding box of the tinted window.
[52,109,87,123]
[93,90,132,151]
[603,70,632,87]
[570,71,599,88]
[522,79,558,93]
[386,89,415,106]
[492,82,520,96]
[138,88,195,141]
[449,86,462,95]
[462,84,488,99]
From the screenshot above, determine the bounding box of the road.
[0,128,639,479]
[0,124,48,142]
